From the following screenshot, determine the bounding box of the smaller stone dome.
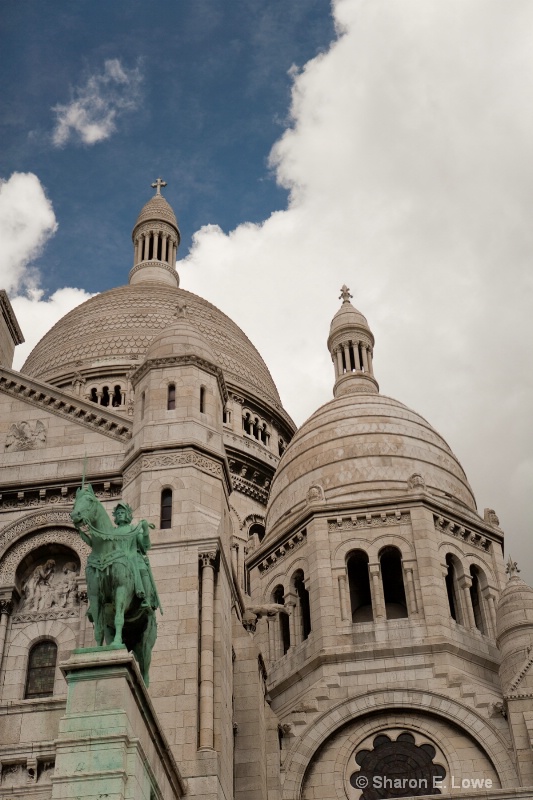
[134,193,179,230]
[144,318,217,365]
[329,296,370,338]
[496,562,533,641]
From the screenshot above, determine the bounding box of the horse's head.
[70,484,97,526]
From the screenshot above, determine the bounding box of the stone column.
[336,348,343,377]
[162,234,168,263]
[153,231,160,260]
[0,600,13,669]
[352,342,361,370]
[286,593,299,647]
[143,232,150,261]
[231,543,239,580]
[169,241,175,265]
[484,589,497,638]
[338,573,348,621]
[368,349,374,375]
[267,615,279,663]
[198,550,218,750]
[369,564,386,621]
[403,562,418,616]
[458,575,476,630]
[361,345,369,373]
[343,343,351,373]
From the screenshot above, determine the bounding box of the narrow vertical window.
[380,546,408,619]
[445,554,460,622]
[200,386,205,413]
[100,386,110,407]
[167,383,176,410]
[90,388,98,403]
[160,488,172,529]
[25,640,57,698]
[112,385,122,407]
[273,585,290,654]
[141,391,146,419]
[294,570,311,640]
[347,550,373,622]
[470,565,486,633]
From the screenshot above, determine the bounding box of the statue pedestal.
[51,646,186,800]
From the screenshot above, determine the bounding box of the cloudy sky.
[1,1,532,582]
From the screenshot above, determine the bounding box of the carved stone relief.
[18,558,80,614]
[0,528,89,584]
[5,420,47,451]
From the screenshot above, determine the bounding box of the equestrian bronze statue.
[70,482,161,685]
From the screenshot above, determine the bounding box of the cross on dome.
[339,285,353,304]
[151,177,167,196]
[506,556,520,579]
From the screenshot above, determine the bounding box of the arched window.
[380,546,408,619]
[278,438,285,456]
[167,383,176,410]
[100,386,110,407]
[141,391,146,419]
[200,386,206,413]
[223,407,231,425]
[112,385,122,407]
[273,585,290,655]
[347,550,373,622]
[25,640,57,698]
[293,570,311,640]
[249,523,265,543]
[445,554,462,623]
[90,387,98,403]
[470,565,486,634]
[160,488,172,529]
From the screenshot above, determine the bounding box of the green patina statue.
[70,483,161,685]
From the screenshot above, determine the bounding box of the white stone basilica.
[0,184,532,800]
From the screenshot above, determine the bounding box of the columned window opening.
[167,383,176,410]
[341,348,347,373]
[223,408,231,424]
[90,388,98,403]
[348,344,356,372]
[278,438,285,456]
[25,640,57,698]
[273,585,290,654]
[445,554,461,623]
[293,570,311,640]
[157,236,162,260]
[249,523,265,543]
[200,386,206,413]
[160,488,172,529]
[101,386,110,407]
[260,424,269,445]
[358,342,364,371]
[470,565,486,634]
[347,550,373,622]
[112,385,122,407]
[252,417,260,439]
[243,412,251,434]
[380,546,408,619]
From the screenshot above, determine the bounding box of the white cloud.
[11,287,94,368]
[0,173,58,293]
[183,0,533,581]
[52,59,142,147]
[0,172,93,368]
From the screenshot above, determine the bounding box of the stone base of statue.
[51,646,186,800]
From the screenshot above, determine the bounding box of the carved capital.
[0,599,14,616]
[199,550,219,570]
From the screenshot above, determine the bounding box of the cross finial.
[506,556,520,579]
[151,177,167,196]
[339,285,353,304]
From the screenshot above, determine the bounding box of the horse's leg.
[86,568,103,646]
[103,604,115,645]
[138,610,157,686]
[112,584,127,646]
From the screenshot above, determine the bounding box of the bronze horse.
[70,484,160,685]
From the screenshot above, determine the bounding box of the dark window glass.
[25,641,57,698]
[160,488,172,529]
[273,585,290,654]
[380,547,408,619]
[348,550,373,622]
[167,384,176,410]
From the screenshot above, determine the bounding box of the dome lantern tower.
[129,178,181,288]
[327,285,379,397]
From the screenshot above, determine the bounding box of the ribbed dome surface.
[22,285,281,405]
[496,576,533,639]
[134,195,178,229]
[266,393,476,532]
[329,301,370,337]
[144,319,217,363]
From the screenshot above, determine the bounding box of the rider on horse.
[111,502,161,612]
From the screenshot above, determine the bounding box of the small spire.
[506,556,520,579]
[339,284,353,304]
[151,177,167,196]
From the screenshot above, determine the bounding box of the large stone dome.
[22,284,282,406]
[266,392,476,532]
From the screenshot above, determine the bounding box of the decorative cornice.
[0,290,24,345]
[199,549,219,570]
[257,529,307,573]
[128,259,179,282]
[0,599,14,616]
[327,510,409,532]
[227,452,273,506]
[0,508,75,553]
[0,367,131,442]
[0,481,121,514]
[123,447,230,493]
[434,513,491,551]
[130,353,228,404]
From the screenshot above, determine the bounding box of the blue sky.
[1,0,333,293]
[1,1,533,582]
